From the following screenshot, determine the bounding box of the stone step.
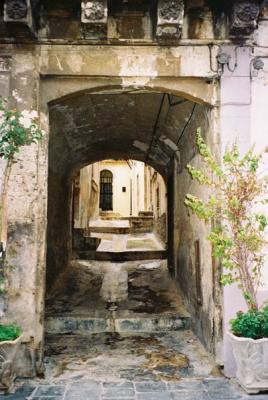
[88,225,153,235]
[45,315,191,335]
[73,229,101,251]
[138,211,154,217]
[76,249,167,261]
[99,212,122,218]
[88,226,130,234]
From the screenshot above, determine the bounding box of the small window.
[122,187,126,192]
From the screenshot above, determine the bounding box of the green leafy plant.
[0,324,22,342]
[185,128,268,312]
[230,306,268,339]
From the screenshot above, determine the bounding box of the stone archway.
[46,89,208,286]
[43,83,222,359]
[4,71,221,376]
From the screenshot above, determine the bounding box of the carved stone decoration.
[156,0,184,43]
[230,1,260,37]
[81,1,108,39]
[5,0,28,20]
[228,332,268,394]
[260,0,268,20]
[3,0,36,36]
[159,0,182,20]
[81,1,107,36]
[0,336,22,394]
[81,1,105,21]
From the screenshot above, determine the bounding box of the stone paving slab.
[1,379,268,400]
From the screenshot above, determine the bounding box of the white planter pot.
[227,331,268,394]
[0,334,23,394]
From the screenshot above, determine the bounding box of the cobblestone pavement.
[1,378,268,400]
[1,332,268,399]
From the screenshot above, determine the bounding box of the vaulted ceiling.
[49,91,209,179]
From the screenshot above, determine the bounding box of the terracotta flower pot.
[0,334,23,394]
[228,331,268,394]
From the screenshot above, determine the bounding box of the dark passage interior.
[46,90,222,371]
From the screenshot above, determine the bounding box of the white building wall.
[131,161,145,216]
[100,160,132,216]
[221,40,268,375]
[99,160,148,217]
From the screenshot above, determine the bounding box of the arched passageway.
[46,88,221,359]
[47,91,209,281]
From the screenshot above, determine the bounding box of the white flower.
[12,89,23,104]
[21,110,38,121]
[21,110,32,119]
[29,110,38,119]
[19,116,32,129]
[0,111,5,126]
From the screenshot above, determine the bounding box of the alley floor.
[4,366,268,399]
[5,331,268,399]
[6,231,268,399]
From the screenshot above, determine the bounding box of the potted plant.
[0,98,43,393]
[185,128,268,394]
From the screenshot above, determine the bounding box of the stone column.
[2,47,48,377]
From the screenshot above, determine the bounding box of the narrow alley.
[3,217,263,399]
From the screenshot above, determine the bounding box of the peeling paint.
[121,77,151,88]
[66,54,84,73]
[118,51,158,78]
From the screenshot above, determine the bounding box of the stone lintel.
[230,0,260,37]
[81,0,108,39]
[39,45,218,80]
[3,0,36,37]
[156,0,184,44]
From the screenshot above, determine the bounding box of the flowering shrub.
[185,128,268,311]
[0,99,43,242]
[0,100,43,159]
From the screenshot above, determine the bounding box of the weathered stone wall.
[0,45,48,374]
[74,164,100,228]
[173,103,222,355]
[154,212,167,244]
